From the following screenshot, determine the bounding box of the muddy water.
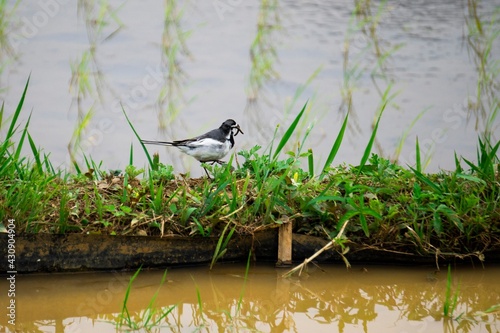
[1,264,499,332]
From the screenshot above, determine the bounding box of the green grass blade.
[210,221,235,270]
[393,107,429,162]
[6,75,30,140]
[143,269,168,327]
[454,151,463,173]
[272,101,307,160]
[13,111,32,161]
[121,104,153,168]
[192,278,206,323]
[307,148,314,177]
[0,102,4,131]
[415,136,421,173]
[27,132,42,174]
[410,166,443,195]
[320,111,349,179]
[444,265,452,316]
[129,142,134,166]
[118,267,142,328]
[357,101,386,176]
[236,250,252,314]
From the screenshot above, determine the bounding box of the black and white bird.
[141,119,243,175]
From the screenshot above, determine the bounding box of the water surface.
[1,263,499,332]
[1,1,499,176]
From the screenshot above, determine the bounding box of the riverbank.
[1,86,499,273]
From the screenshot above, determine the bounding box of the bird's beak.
[233,124,244,136]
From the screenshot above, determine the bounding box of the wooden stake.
[276,221,292,267]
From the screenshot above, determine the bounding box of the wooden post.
[276,221,292,267]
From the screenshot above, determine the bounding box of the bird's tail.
[141,140,174,146]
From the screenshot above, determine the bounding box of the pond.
[1,263,499,332]
[1,1,499,177]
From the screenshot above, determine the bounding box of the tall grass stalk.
[122,104,154,168]
[271,102,307,160]
[320,111,349,179]
[356,83,396,177]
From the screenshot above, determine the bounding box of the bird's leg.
[202,160,227,178]
[202,166,212,179]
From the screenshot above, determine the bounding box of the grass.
[0,1,499,264]
[113,253,254,332]
[1,78,499,266]
[443,265,461,319]
[116,267,176,331]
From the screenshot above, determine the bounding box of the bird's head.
[222,119,244,136]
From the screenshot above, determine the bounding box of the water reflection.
[156,0,191,134]
[1,1,498,173]
[0,2,18,90]
[68,0,124,169]
[1,264,499,332]
[244,0,283,144]
[464,0,500,136]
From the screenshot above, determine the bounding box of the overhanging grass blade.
[7,75,30,140]
[121,103,153,168]
[210,221,235,270]
[320,111,349,179]
[272,101,307,160]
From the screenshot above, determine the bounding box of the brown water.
[1,263,499,332]
[1,1,499,176]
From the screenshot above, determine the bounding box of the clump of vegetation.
[1,79,499,262]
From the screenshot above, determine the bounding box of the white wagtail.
[141,119,243,175]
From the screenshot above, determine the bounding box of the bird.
[141,119,244,176]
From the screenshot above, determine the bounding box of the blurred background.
[1,0,499,176]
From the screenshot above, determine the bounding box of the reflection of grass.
[0,0,19,56]
[246,0,281,101]
[116,267,176,331]
[0,0,20,91]
[157,0,192,132]
[443,265,460,318]
[69,0,123,169]
[115,255,253,332]
[465,0,500,137]
[343,0,404,155]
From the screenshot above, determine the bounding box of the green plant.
[116,268,176,331]
[443,265,461,318]
[210,221,236,270]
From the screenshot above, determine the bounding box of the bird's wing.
[195,128,226,141]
